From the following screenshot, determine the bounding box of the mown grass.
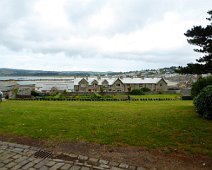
[0,100,211,156]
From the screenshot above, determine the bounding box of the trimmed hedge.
[193,85,212,119]
[182,96,193,100]
[10,97,178,101]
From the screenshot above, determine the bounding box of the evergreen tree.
[176,10,212,74]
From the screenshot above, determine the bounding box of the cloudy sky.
[0,0,211,72]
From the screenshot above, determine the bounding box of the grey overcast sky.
[0,0,211,72]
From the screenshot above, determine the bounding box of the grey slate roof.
[35,81,74,92]
[0,81,18,91]
[74,77,165,86]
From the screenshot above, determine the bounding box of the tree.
[176,10,212,74]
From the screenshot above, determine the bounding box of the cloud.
[0,0,211,71]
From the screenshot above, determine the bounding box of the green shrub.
[104,95,113,99]
[130,88,150,95]
[74,95,80,100]
[141,87,151,92]
[193,85,212,119]
[31,91,40,97]
[91,92,102,99]
[130,89,144,95]
[191,76,212,97]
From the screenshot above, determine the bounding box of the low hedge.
[10,98,178,101]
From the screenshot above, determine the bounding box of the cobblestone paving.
[0,141,146,170]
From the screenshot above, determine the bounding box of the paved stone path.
[0,141,146,170]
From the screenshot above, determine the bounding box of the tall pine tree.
[176,10,212,74]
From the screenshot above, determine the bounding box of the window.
[116,84,121,86]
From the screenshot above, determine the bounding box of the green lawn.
[0,100,211,156]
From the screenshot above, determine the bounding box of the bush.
[104,95,113,99]
[182,96,193,100]
[130,89,144,95]
[141,87,151,92]
[193,85,212,119]
[31,91,40,97]
[191,76,212,97]
[91,92,102,99]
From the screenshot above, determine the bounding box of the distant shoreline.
[0,76,75,81]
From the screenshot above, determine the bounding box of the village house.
[0,81,18,98]
[35,80,74,93]
[0,81,36,98]
[0,77,168,98]
[74,77,167,92]
[16,81,36,97]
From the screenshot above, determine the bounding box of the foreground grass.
[0,100,211,156]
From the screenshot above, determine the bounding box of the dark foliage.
[130,89,144,95]
[141,87,151,92]
[193,85,212,119]
[176,10,212,74]
[181,96,193,100]
[191,76,212,97]
[91,92,102,99]
[130,88,151,95]
[31,90,40,97]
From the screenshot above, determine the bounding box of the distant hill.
[0,68,120,76]
[0,67,178,77]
